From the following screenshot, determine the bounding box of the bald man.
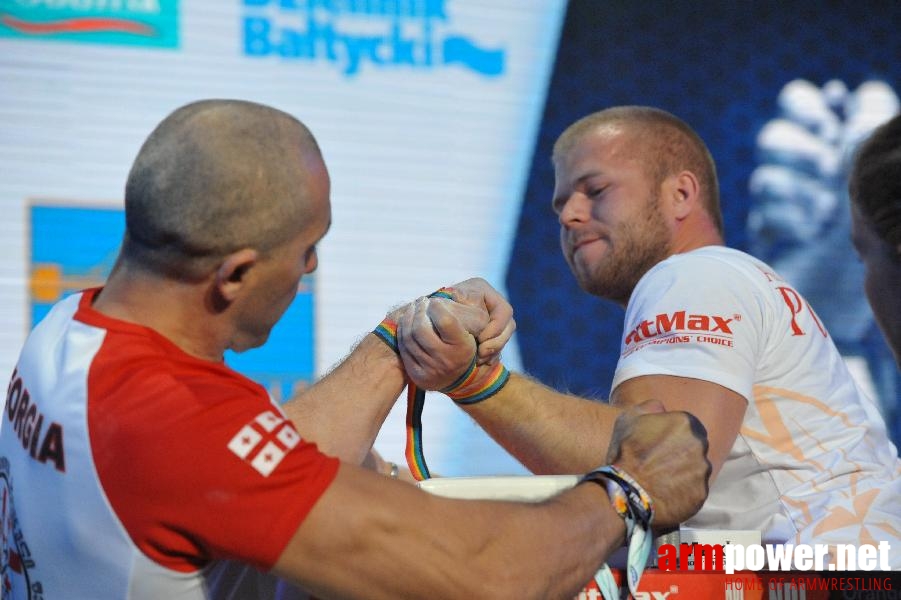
[0,100,711,599]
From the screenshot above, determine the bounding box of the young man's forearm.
[461,373,622,474]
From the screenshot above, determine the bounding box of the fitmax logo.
[242,0,505,77]
[624,311,737,346]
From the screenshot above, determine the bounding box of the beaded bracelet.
[579,464,655,600]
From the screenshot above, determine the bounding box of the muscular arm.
[282,334,406,464]
[610,375,747,482]
[273,405,710,600]
[459,373,622,474]
[459,373,743,481]
[274,464,624,600]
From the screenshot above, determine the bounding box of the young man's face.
[552,125,671,306]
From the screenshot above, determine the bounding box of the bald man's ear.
[215,248,259,303]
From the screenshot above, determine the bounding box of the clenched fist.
[606,400,711,528]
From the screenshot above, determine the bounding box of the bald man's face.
[229,156,332,352]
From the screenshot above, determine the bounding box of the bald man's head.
[123,99,327,280]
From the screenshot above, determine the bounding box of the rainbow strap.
[372,316,431,479]
[428,286,456,300]
[440,358,510,405]
[404,359,509,481]
[372,316,430,480]
[373,317,399,354]
[379,286,510,481]
[430,285,511,403]
[405,383,431,481]
[580,465,654,600]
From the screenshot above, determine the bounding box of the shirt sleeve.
[171,393,341,570]
[611,253,767,402]
[89,357,340,573]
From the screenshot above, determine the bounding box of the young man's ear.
[667,170,701,221]
[215,248,259,303]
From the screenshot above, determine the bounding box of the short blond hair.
[553,106,723,234]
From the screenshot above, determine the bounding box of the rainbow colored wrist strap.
[373,317,399,354]
[580,465,654,599]
[403,358,509,481]
[440,358,510,405]
[372,315,433,481]
[404,383,431,481]
[372,287,510,482]
[429,286,455,300]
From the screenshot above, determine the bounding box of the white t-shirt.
[612,246,901,563]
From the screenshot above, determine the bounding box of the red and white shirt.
[0,288,339,598]
[614,247,901,564]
